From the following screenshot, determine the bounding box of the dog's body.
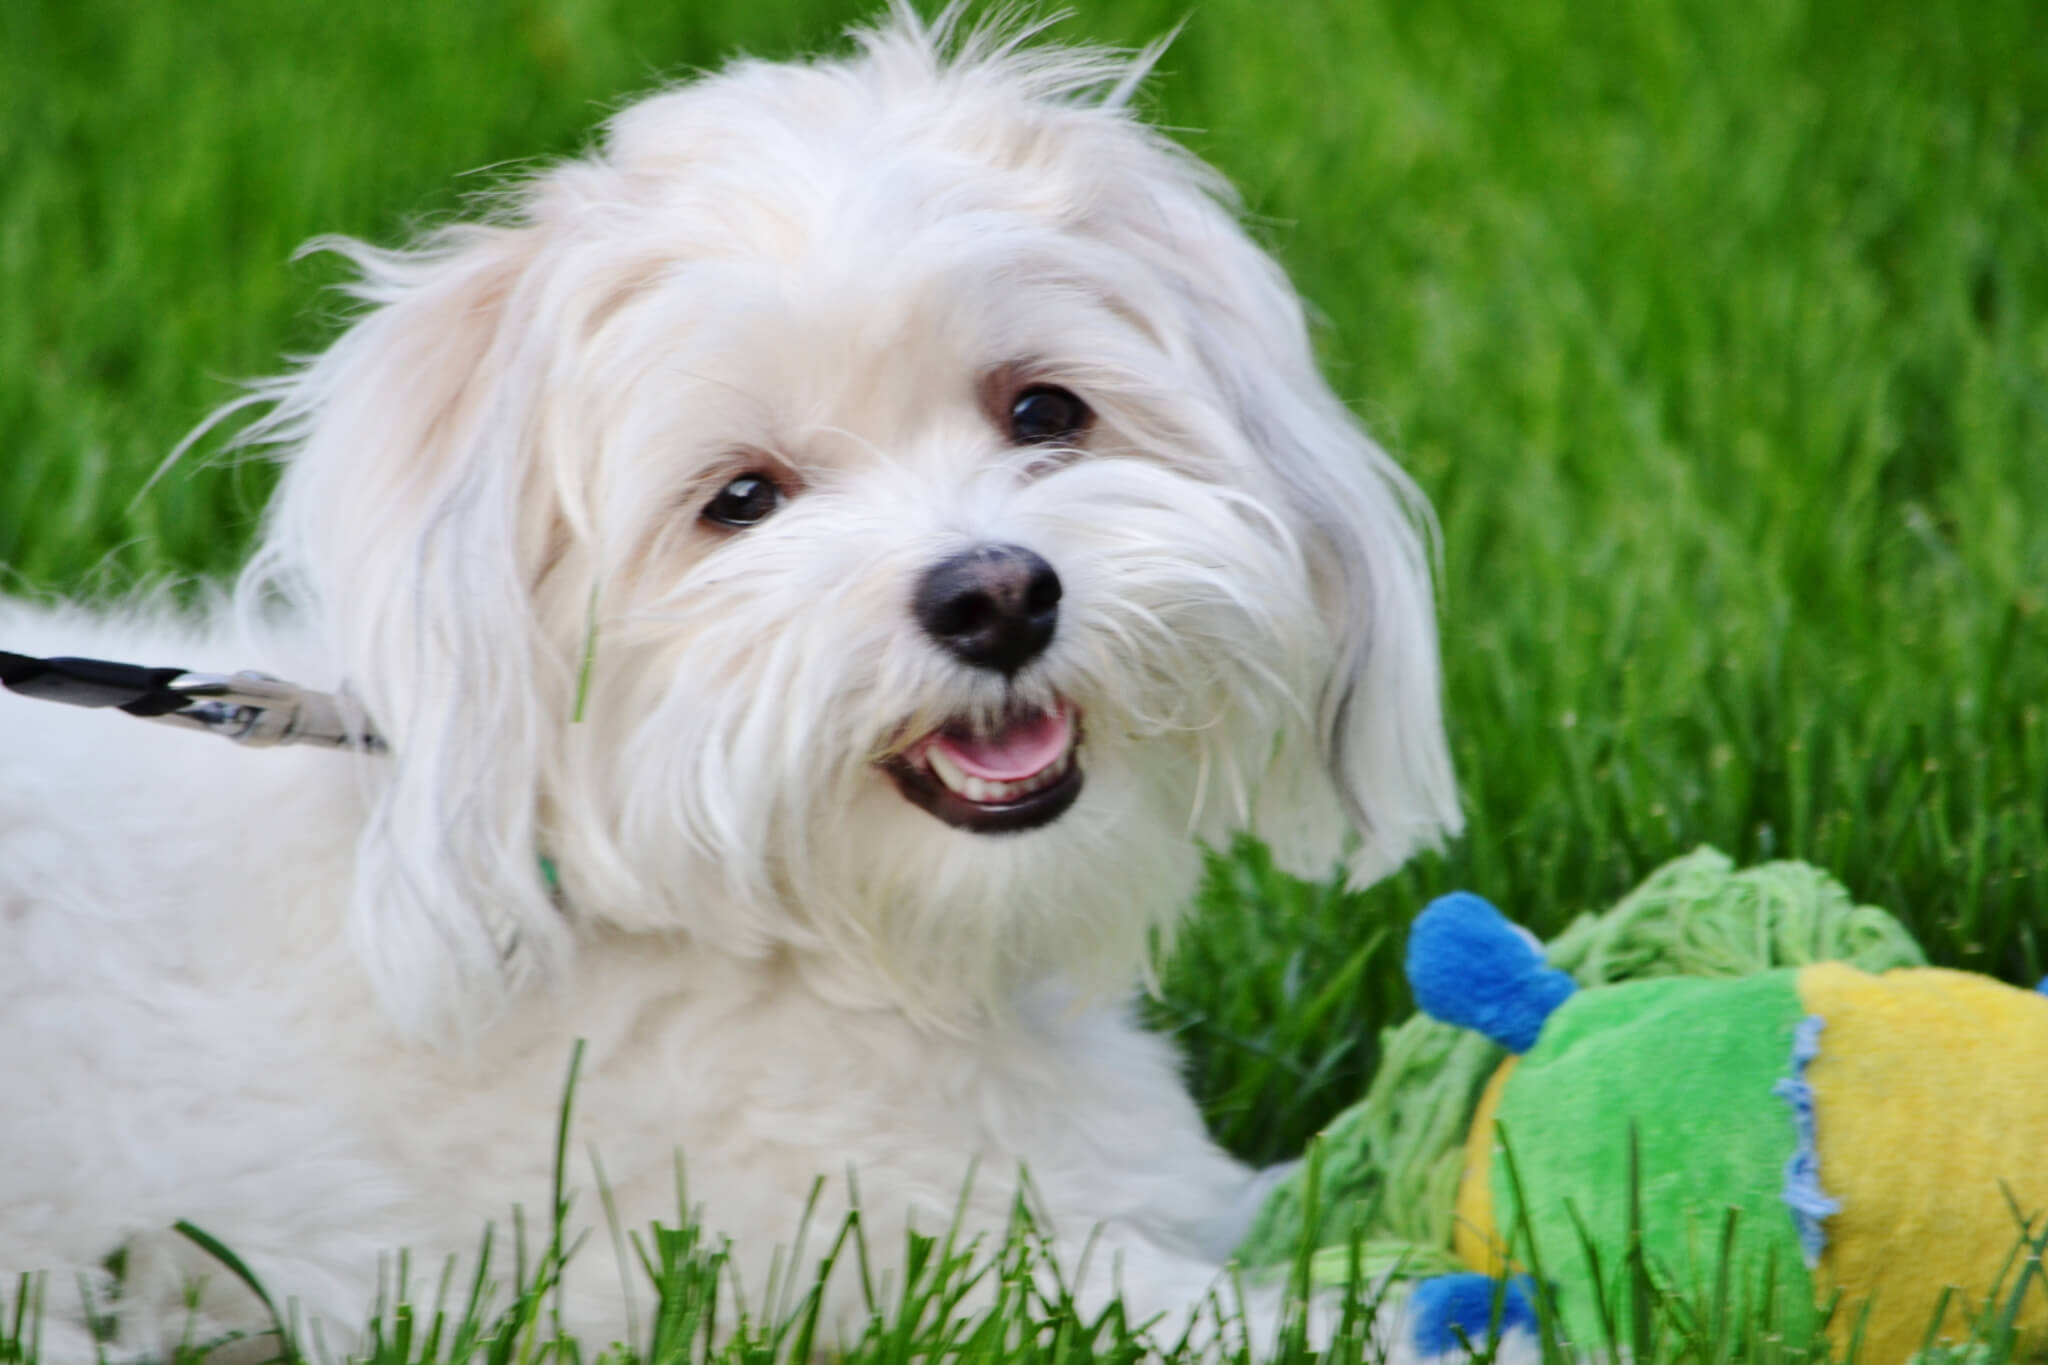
[0,607,1256,1351]
[1,10,1459,1358]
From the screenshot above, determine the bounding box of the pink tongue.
[931,708,1072,781]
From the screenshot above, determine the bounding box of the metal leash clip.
[152,671,385,752]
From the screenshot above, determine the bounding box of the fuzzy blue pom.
[1408,1273,1538,1356]
[1406,892,1577,1053]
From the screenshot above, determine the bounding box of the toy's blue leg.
[1405,892,1577,1053]
[1408,1273,1538,1357]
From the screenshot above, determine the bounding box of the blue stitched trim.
[1770,1015,1840,1269]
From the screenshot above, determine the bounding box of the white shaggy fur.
[0,8,1462,1359]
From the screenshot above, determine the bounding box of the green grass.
[7,1072,2042,1365]
[4,0,2046,1360]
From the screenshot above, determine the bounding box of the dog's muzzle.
[888,544,1081,832]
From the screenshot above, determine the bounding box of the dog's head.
[239,7,1460,1034]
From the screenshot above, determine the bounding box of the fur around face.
[0,7,1460,1358]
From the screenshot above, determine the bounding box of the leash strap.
[0,650,192,716]
[0,649,384,752]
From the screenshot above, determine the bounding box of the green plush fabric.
[1236,846,1925,1272]
[1488,971,1814,1346]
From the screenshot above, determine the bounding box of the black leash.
[0,650,194,716]
[0,649,384,752]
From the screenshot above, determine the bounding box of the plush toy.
[1237,849,2048,1362]
[1410,890,2048,1361]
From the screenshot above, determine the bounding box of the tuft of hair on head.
[854,1,1176,114]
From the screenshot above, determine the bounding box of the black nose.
[915,543,1062,675]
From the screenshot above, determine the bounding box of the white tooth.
[964,776,993,802]
[929,747,969,794]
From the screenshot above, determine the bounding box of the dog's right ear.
[236,220,583,1039]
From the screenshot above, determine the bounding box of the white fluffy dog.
[0,6,1460,1358]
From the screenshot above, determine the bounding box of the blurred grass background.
[3,0,2045,1166]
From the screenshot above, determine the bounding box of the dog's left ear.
[1249,359,1464,888]
[1134,190,1464,886]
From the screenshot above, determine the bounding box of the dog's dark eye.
[701,473,785,528]
[1008,386,1091,446]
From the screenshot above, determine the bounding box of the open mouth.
[883,702,1083,834]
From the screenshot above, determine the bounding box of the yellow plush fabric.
[1799,963,2048,1361]
[1452,1058,1517,1273]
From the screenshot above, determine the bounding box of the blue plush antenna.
[1405,892,1576,1053]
